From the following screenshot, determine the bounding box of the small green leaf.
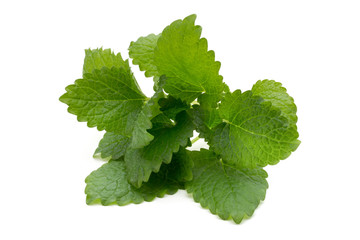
[85,160,179,206]
[252,80,298,124]
[210,90,300,168]
[125,111,194,188]
[158,95,189,120]
[83,48,126,76]
[130,77,165,149]
[191,105,215,141]
[94,132,130,160]
[150,113,175,130]
[60,64,146,135]
[129,34,161,78]
[186,149,268,224]
[169,147,193,183]
[154,14,224,103]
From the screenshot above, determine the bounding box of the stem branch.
[191,136,200,144]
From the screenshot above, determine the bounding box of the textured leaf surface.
[85,160,179,206]
[129,34,160,77]
[59,64,146,135]
[150,113,175,131]
[125,111,194,187]
[186,149,268,224]
[94,132,130,160]
[130,77,165,149]
[191,105,215,141]
[197,93,223,128]
[252,80,297,124]
[83,48,126,75]
[210,90,300,168]
[154,14,224,103]
[169,147,193,183]
[158,95,189,120]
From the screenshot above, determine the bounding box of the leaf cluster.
[60,14,300,224]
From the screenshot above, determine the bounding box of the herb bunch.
[60,14,300,224]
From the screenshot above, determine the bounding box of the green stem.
[191,136,200,144]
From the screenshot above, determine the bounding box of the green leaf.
[59,64,146,135]
[169,147,193,183]
[150,113,175,131]
[252,80,298,124]
[129,34,160,78]
[125,111,195,188]
[94,132,130,160]
[191,94,223,141]
[85,159,179,206]
[210,90,300,168]
[83,48,126,76]
[196,93,222,127]
[154,14,224,103]
[93,86,165,159]
[158,95,189,120]
[191,105,215,141]
[130,77,165,149]
[186,149,268,224]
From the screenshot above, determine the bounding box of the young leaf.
[85,159,179,206]
[191,105,216,141]
[154,14,224,104]
[158,95,189,120]
[169,147,193,183]
[129,34,161,78]
[210,90,300,169]
[252,80,298,124]
[83,48,126,76]
[94,132,131,160]
[130,76,165,149]
[150,113,175,130]
[186,149,268,224]
[125,111,194,188]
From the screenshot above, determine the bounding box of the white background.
[1,0,359,239]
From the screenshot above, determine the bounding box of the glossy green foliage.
[60,14,300,224]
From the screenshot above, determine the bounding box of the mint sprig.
[60,14,300,224]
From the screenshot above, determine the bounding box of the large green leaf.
[60,64,146,135]
[210,90,300,168]
[154,14,224,104]
[186,149,268,224]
